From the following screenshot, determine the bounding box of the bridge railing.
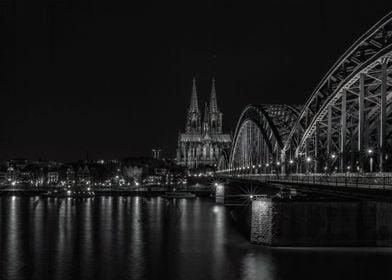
[218,173,392,191]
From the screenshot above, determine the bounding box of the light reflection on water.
[0,196,392,280]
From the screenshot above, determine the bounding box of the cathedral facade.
[176,78,232,169]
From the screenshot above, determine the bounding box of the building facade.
[176,78,231,169]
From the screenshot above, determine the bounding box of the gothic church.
[176,78,232,169]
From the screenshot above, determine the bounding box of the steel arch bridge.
[228,104,300,173]
[219,11,392,176]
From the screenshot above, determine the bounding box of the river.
[0,196,391,280]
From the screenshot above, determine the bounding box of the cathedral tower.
[177,77,231,169]
[185,78,201,133]
[209,78,223,133]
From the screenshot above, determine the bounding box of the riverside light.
[368,149,373,154]
[289,159,294,164]
[276,162,280,166]
[331,154,336,159]
[306,157,311,162]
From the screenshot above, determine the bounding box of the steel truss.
[283,11,392,174]
[218,11,392,175]
[227,105,299,174]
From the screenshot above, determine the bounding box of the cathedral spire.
[189,77,199,112]
[209,78,218,113]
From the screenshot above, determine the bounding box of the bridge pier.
[215,184,225,204]
[250,196,392,246]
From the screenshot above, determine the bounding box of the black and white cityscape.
[3,1,392,280]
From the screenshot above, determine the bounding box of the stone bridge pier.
[215,184,225,204]
[250,196,392,247]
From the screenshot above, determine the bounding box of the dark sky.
[2,0,392,161]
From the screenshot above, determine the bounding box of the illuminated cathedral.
[176,78,232,169]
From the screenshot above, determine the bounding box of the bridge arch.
[282,11,392,173]
[229,105,300,174]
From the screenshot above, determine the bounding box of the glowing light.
[212,206,220,213]
[252,165,255,168]
[276,162,280,166]
[289,160,294,164]
[266,163,270,167]
[306,157,311,162]
[331,154,336,159]
[368,149,373,154]
[67,190,72,196]
[249,195,254,199]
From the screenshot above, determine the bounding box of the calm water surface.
[0,196,392,280]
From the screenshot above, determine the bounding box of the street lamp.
[368,148,374,172]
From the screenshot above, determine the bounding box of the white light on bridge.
[368,149,373,154]
[276,162,280,166]
[306,157,311,162]
[289,159,294,164]
[331,154,336,159]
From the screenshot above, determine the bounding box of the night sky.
[2,0,392,161]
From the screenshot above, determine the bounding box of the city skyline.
[3,1,392,161]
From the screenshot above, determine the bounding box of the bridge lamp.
[266,163,270,167]
[324,166,328,171]
[258,164,262,168]
[306,157,311,162]
[331,154,336,159]
[247,166,250,169]
[289,160,294,164]
[249,195,254,199]
[276,162,280,166]
[252,165,255,169]
[367,149,373,155]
